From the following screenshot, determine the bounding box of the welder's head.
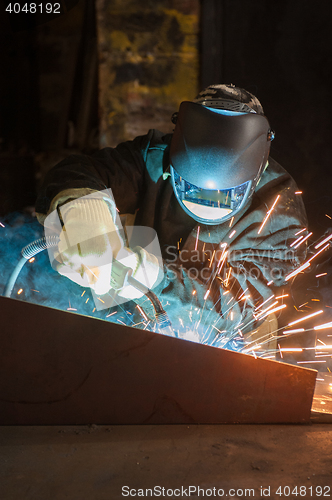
[169,84,275,225]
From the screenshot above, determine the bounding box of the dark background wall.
[96,0,200,148]
[0,0,331,234]
[201,0,332,233]
[0,0,98,214]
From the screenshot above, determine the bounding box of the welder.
[35,84,308,348]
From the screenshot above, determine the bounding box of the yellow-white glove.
[55,197,162,299]
[56,197,123,295]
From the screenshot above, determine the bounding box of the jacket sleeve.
[35,132,154,223]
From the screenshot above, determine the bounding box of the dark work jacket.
[36,130,308,344]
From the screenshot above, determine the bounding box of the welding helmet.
[169,84,274,225]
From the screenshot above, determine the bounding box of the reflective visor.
[171,166,251,224]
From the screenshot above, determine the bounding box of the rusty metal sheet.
[0,296,317,424]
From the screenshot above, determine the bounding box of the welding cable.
[3,237,173,331]
[3,235,60,298]
[145,290,172,329]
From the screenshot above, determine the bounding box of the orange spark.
[315,233,332,249]
[257,194,280,234]
[209,250,216,268]
[288,309,324,327]
[293,231,312,248]
[308,243,330,261]
[279,348,303,352]
[286,239,330,281]
[136,305,148,321]
[255,300,279,318]
[259,304,287,320]
[217,250,228,274]
[290,235,304,247]
[254,295,275,311]
[238,288,248,299]
[285,261,310,281]
[194,226,200,251]
[283,328,305,334]
[314,321,332,331]
[224,267,232,287]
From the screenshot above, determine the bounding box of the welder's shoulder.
[92,130,172,165]
[254,157,307,225]
[146,130,173,149]
[258,157,300,192]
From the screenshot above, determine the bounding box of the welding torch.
[3,236,174,335]
[109,257,173,333]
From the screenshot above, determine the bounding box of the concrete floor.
[1,423,332,499]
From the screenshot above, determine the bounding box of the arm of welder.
[35,134,151,225]
[53,194,161,298]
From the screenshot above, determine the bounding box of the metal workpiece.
[0,296,316,425]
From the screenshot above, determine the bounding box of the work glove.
[56,197,123,295]
[55,196,161,299]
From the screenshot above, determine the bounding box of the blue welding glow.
[0,212,136,326]
[206,107,246,116]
